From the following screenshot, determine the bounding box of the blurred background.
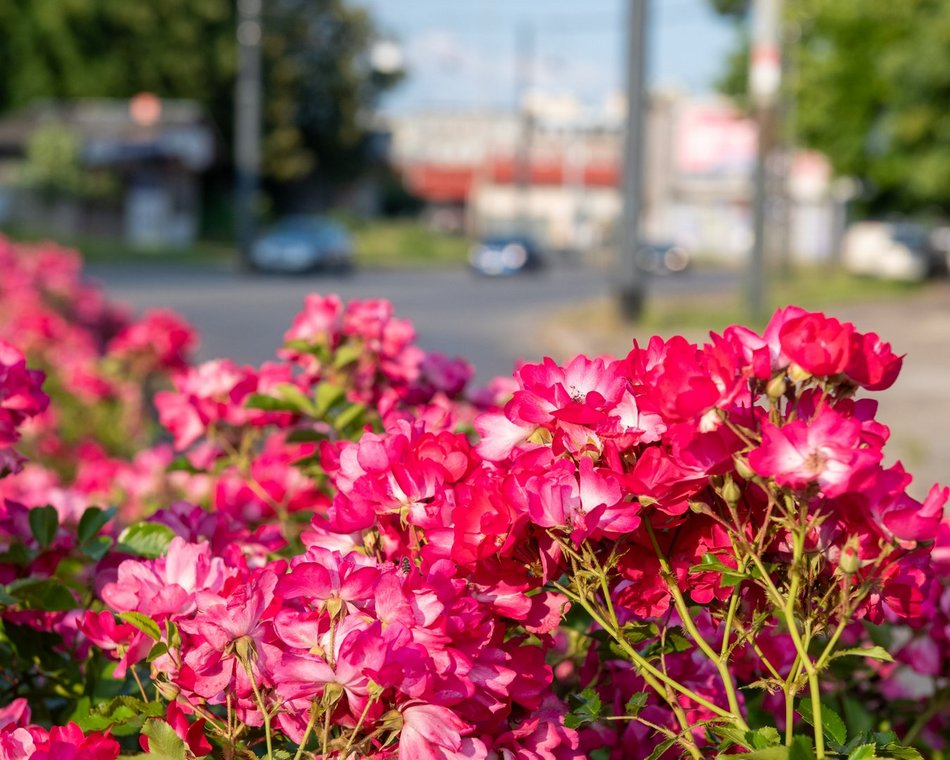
[0,0,947,488]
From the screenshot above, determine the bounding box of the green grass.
[641,265,921,333]
[1,226,235,265]
[4,218,472,268]
[554,265,925,346]
[344,218,470,268]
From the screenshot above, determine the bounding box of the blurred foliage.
[0,0,401,183]
[19,125,118,200]
[712,0,950,215]
[710,0,750,17]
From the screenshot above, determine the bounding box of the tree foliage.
[0,0,400,182]
[712,0,950,214]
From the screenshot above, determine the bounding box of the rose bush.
[0,234,947,759]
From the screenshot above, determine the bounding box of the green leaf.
[118,611,162,641]
[878,745,924,760]
[28,505,59,548]
[286,428,330,443]
[165,619,181,650]
[75,695,163,735]
[624,692,648,717]
[139,719,187,760]
[732,748,790,759]
[798,700,847,747]
[166,457,204,474]
[333,401,366,433]
[314,382,346,417]
[564,687,603,729]
[244,392,297,412]
[789,737,818,760]
[116,523,175,559]
[618,620,659,644]
[831,646,894,663]
[5,577,76,611]
[81,535,113,561]
[842,696,876,737]
[688,552,749,586]
[147,642,168,662]
[733,739,815,760]
[332,343,363,370]
[712,723,753,750]
[747,727,782,749]
[847,745,879,760]
[77,506,115,544]
[644,737,677,760]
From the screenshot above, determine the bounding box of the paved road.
[87,261,735,385]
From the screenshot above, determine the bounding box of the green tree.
[712,0,950,215]
[0,0,400,183]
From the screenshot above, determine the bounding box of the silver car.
[250,217,354,273]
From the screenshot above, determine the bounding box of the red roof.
[401,157,620,204]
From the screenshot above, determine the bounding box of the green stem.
[785,527,824,759]
[292,701,320,760]
[342,695,380,756]
[129,665,149,703]
[243,660,274,760]
[551,580,737,723]
[321,703,332,759]
[644,523,749,730]
[719,583,742,661]
[904,688,950,746]
[784,685,795,747]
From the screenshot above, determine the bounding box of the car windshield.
[891,225,928,248]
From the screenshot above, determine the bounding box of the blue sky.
[354,0,740,113]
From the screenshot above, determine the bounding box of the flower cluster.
[0,237,947,760]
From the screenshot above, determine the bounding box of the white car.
[842,222,938,282]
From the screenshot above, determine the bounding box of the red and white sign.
[674,102,757,176]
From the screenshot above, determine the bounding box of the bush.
[0,233,947,759]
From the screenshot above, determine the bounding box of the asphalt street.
[87,261,734,385]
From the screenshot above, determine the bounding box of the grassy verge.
[641,266,920,332]
[552,265,925,351]
[1,226,235,265]
[343,218,470,268]
[4,218,472,268]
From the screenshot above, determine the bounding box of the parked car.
[469,235,544,276]
[842,221,944,282]
[636,242,691,275]
[250,216,354,273]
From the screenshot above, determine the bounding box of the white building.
[388,91,838,262]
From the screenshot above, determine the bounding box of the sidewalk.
[540,280,950,496]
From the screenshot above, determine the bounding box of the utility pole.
[617,0,648,321]
[235,0,262,267]
[748,0,782,319]
[515,23,534,235]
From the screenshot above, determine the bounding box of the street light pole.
[617,0,648,321]
[748,0,782,320]
[235,0,262,267]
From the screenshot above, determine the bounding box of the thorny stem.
[904,687,950,746]
[643,522,749,730]
[322,703,332,759]
[784,521,825,759]
[243,659,274,760]
[550,577,733,740]
[292,701,320,760]
[718,550,745,663]
[342,694,381,756]
[130,664,149,703]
